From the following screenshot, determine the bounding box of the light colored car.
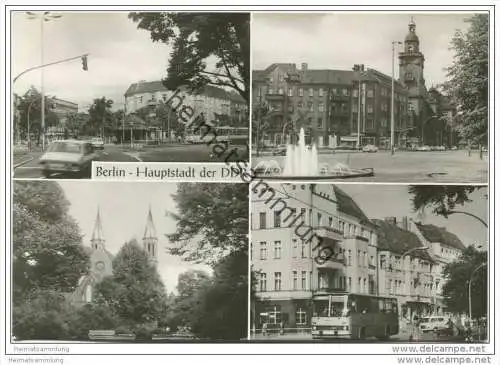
[419,316,450,333]
[362,144,378,153]
[39,140,98,178]
[417,145,432,151]
[91,137,105,150]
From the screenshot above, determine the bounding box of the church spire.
[143,205,158,266]
[91,207,105,250]
[144,204,157,238]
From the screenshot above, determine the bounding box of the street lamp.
[468,262,487,320]
[26,11,62,151]
[391,41,402,156]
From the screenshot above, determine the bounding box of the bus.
[185,126,249,144]
[311,293,399,340]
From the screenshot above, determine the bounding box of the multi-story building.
[45,97,79,141]
[411,221,465,315]
[124,80,247,125]
[251,183,378,330]
[251,185,467,331]
[373,217,437,320]
[252,63,410,148]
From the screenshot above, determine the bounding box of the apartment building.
[251,183,377,330]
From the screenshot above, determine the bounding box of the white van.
[419,316,450,333]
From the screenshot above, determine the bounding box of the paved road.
[134,143,249,163]
[13,146,138,179]
[252,150,488,183]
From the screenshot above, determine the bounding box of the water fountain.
[254,128,374,180]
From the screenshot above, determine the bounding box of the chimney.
[384,217,397,225]
[301,63,308,72]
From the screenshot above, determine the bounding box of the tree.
[13,181,89,304]
[94,239,168,328]
[189,251,248,340]
[88,97,114,137]
[16,87,60,144]
[12,289,73,340]
[67,301,119,340]
[129,12,250,103]
[443,14,488,146]
[167,183,248,264]
[442,246,487,318]
[408,185,487,226]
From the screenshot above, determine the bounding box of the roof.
[372,219,433,261]
[144,206,157,238]
[124,80,245,103]
[253,64,406,89]
[413,222,466,251]
[92,207,104,241]
[332,185,371,224]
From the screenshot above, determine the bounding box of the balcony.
[266,93,286,101]
[315,252,346,270]
[315,226,344,242]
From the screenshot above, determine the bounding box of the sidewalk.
[13,150,43,167]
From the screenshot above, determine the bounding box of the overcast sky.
[252,12,478,86]
[338,184,488,249]
[12,12,171,111]
[58,181,212,294]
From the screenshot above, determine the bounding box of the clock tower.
[398,17,427,118]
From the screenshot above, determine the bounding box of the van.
[419,316,450,333]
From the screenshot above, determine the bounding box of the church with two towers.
[70,206,159,307]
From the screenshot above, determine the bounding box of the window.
[293,271,298,290]
[299,88,303,97]
[367,104,373,113]
[367,89,374,98]
[274,211,281,228]
[288,88,293,97]
[309,88,314,97]
[268,88,273,95]
[342,88,349,96]
[319,88,324,97]
[317,213,322,226]
[308,102,313,111]
[292,239,298,258]
[358,277,362,292]
[300,208,306,222]
[85,285,92,303]
[357,250,361,266]
[364,252,367,267]
[297,101,303,109]
[317,118,323,129]
[328,217,333,227]
[318,102,324,112]
[279,75,284,82]
[353,89,358,97]
[301,271,307,289]
[259,273,267,291]
[259,212,266,229]
[278,88,284,95]
[301,241,308,258]
[274,241,282,259]
[348,277,352,291]
[296,308,307,325]
[348,250,352,266]
[274,272,282,291]
[259,242,267,260]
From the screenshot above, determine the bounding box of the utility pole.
[391,41,402,155]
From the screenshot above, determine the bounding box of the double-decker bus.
[185,126,249,144]
[311,293,399,340]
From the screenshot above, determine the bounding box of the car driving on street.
[90,137,105,150]
[39,140,98,178]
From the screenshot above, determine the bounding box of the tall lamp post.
[26,12,62,151]
[468,262,487,320]
[391,41,402,156]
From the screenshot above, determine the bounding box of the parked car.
[39,140,98,178]
[419,316,450,333]
[416,145,432,151]
[91,137,105,150]
[362,144,378,153]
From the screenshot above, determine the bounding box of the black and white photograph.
[251,13,488,183]
[250,183,488,343]
[12,12,250,179]
[12,181,248,342]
